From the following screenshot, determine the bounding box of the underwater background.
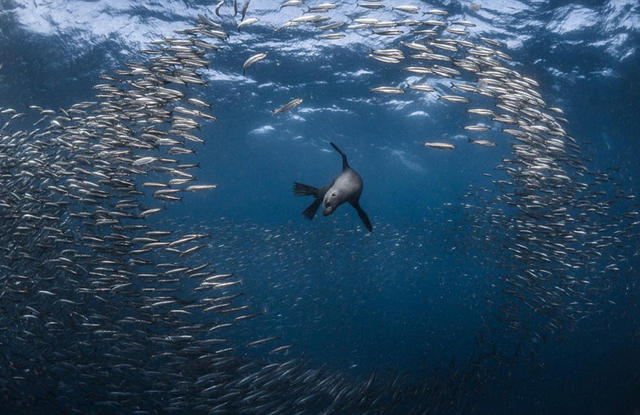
[1,0,639,414]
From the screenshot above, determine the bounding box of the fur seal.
[293,142,372,232]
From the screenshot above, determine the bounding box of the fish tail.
[293,182,318,197]
[302,198,322,220]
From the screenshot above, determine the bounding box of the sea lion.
[293,142,372,232]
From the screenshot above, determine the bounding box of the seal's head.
[322,189,340,216]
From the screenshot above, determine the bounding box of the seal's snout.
[322,203,333,216]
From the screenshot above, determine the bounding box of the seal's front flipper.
[350,201,372,232]
[330,142,349,170]
[293,182,318,197]
[302,199,322,220]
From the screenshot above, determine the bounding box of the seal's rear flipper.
[302,199,322,220]
[330,142,349,170]
[293,182,318,196]
[351,201,372,232]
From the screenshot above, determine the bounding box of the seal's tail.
[302,199,322,220]
[293,182,318,197]
[294,182,323,219]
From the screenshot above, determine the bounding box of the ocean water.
[1,0,639,414]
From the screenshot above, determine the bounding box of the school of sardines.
[1,0,638,414]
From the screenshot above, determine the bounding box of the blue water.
[1,0,640,414]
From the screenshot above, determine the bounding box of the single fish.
[215,0,224,17]
[186,184,218,191]
[393,5,419,13]
[272,98,303,115]
[319,33,345,40]
[464,124,490,132]
[408,84,435,92]
[242,52,267,74]
[440,95,469,103]
[370,86,404,94]
[469,138,497,147]
[280,0,302,7]
[238,17,258,30]
[424,141,456,150]
[240,0,251,20]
